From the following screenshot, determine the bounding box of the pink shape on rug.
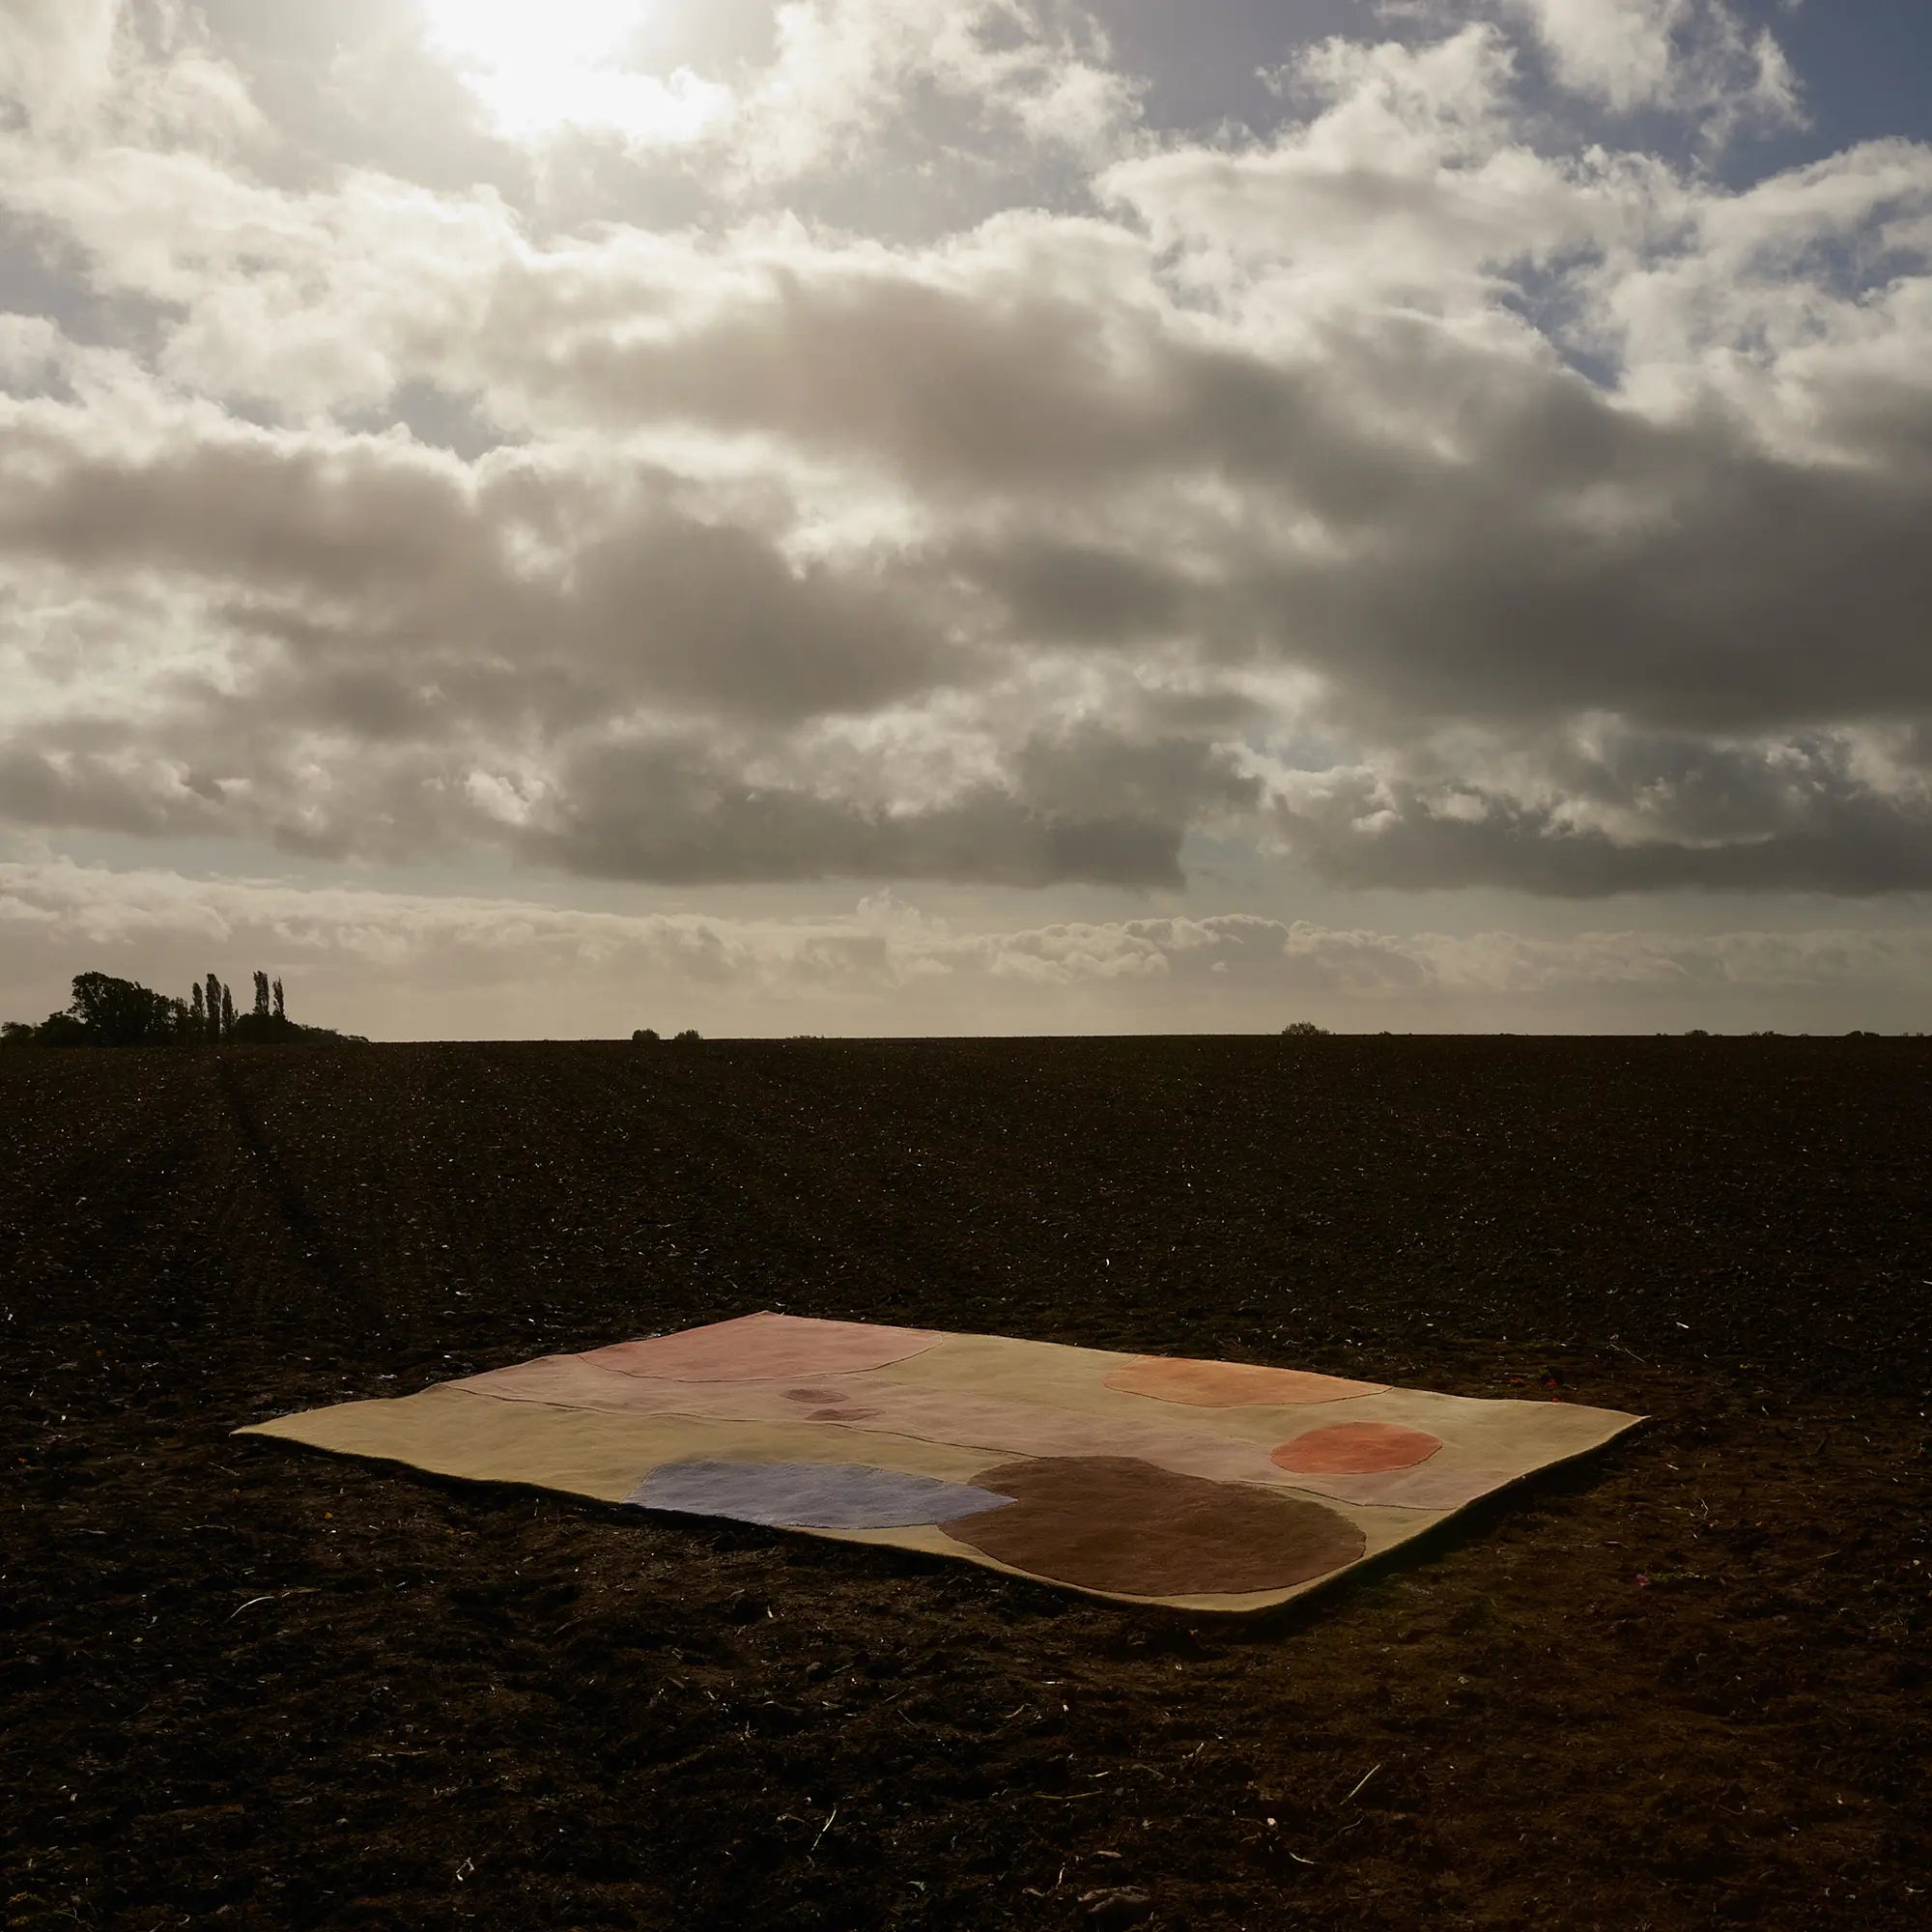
[573,1313,941,1382]
[1272,1422,1442,1475]
[1104,1356,1387,1407]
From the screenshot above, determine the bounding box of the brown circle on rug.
[1103,1357,1386,1407]
[1271,1421,1442,1475]
[951,1456,1367,1598]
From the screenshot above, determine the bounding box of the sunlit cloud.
[417,0,730,146]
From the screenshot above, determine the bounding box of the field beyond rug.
[239,1314,1642,1611]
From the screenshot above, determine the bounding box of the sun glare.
[420,0,726,145]
[423,0,640,73]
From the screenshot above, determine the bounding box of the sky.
[2,0,1930,1038]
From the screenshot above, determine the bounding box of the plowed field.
[2,1037,1926,1930]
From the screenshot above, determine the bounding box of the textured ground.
[1,1036,1926,1931]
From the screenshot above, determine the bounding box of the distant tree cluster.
[632,1028,702,1043]
[3,972,186,1049]
[2,970,359,1049]
[1280,1020,1330,1037]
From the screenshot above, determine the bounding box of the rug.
[239,1313,1642,1611]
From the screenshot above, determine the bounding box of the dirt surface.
[2,1037,1926,1931]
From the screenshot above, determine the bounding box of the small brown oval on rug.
[951,1456,1367,1599]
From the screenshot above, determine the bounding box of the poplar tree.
[190,982,206,1034]
[252,970,270,1020]
[272,979,285,1022]
[205,973,221,1040]
[220,983,236,1039]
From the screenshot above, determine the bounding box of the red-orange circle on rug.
[1105,1356,1386,1407]
[1271,1422,1442,1475]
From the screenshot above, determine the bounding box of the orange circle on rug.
[1270,1422,1442,1475]
[951,1456,1366,1599]
[1104,1356,1386,1407]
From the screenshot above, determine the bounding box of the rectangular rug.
[240,1313,1642,1611]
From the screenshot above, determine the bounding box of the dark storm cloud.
[458,256,1932,750]
[522,736,1185,889]
[1008,723,1260,826]
[0,420,959,732]
[467,243,1415,508]
[1290,801,1932,897]
[1276,735,1932,896]
[1233,325,1932,737]
[0,387,1261,885]
[942,529,1188,644]
[0,744,220,838]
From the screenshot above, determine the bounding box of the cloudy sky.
[3,0,1929,1037]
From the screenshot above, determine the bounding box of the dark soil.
[2,1037,1926,1931]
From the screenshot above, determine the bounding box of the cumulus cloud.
[0,0,1929,918]
[0,0,120,133]
[724,0,1140,185]
[1499,0,1801,137]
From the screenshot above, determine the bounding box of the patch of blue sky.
[1092,0,1367,142]
[345,379,524,462]
[1493,254,1626,389]
[0,228,154,367]
[1736,2,1932,184]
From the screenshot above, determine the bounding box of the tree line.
[2,971,362,1049]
